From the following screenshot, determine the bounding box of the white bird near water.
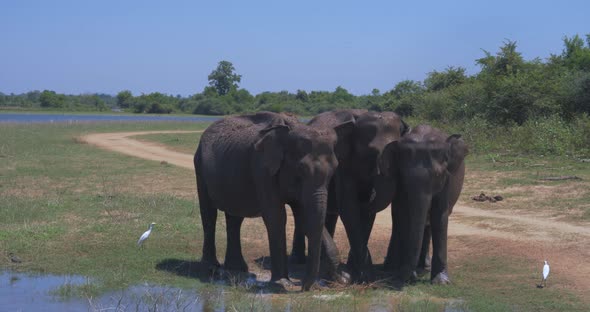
[137,222,156,248]
[539,260,550,288]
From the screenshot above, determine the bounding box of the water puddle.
[0,271,206,311]
[1,270,469,311]
[1,271,90,311]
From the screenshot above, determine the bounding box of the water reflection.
[0,271,207,312]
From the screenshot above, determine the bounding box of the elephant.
[194,111,351,291]
[378,125,468,285]
[290,109,409,282]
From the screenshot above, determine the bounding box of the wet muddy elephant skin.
[379,125,468,285]
[194,111,349,291]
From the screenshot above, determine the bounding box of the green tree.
[476,40,524,77]
[424,66,467,91]
[560,34,590,71]
[295,89,309,102]
[208,61,242,96]
[116,90,133,108]
[385,80,424,99]
[90,94,108,111]
[332,86,354,103]
[39,90,65,108]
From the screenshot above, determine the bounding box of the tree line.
[1,34,589,126]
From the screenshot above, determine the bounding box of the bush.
[147,103,173,114]
[571,114,590,155]
[508,116,574,155]
[415,92,454,121]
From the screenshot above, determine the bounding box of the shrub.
[509,116,574,155]
[571,113,590,155]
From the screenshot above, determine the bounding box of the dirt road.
[82,130,590,296]
[83,131,200,168]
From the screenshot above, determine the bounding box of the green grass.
[1,122,588,311]
[407,254,584,312]
[0,108,222,117]
[462,154,590,221]
[131,132,202,154]
[0,122,207,291]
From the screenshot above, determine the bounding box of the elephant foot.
[303,279,332,291]
[431,271,451,285]
[201,256,221,272]
[220,270,256,284]
[350,268,375,284]
[416,265,431,277]
[327,270,350,285]
[337,270,351,284]
[302,277,328,291]
[409,271,419,284]
[389,278,405,290]
[268,278,294,292]
[383,256,395,272]
[223,259,248,273]
[289,253,306,265]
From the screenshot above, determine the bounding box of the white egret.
[137,222,156,249]
[540,260,550,288]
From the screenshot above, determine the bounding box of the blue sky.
[1,0,588,96]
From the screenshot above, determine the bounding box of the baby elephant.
[194,111,350,291]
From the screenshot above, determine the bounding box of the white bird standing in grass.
[540,260,550,288]
[137,222,156,249]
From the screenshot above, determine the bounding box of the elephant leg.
[223,213,248,272]
[292,210,338,266]
[384,201,401,272]
[289,205,307,265]
[262,206,289,283]
[196,180,220,268]
[430,196,450,285]
[302,200,326,291]
[325,213,338,237]
[320,227,349,284]
[417,225,432,275]
[338,181,373,283]
[346,210,375,272]
[325,179,339,237]
[387,194,429,285]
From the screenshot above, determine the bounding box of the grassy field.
[1,122,588,311]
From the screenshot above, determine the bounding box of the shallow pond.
[0,271,207,311]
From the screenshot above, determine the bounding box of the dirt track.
[81,130,590,297]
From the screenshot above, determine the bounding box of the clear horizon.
[1,0,589,96]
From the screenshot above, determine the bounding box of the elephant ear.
[378,140,399,177]
[333,119,355,160]
[254,123,290,176]
[446,134,468,173]
[334,119,355,138]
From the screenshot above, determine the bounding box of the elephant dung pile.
[472,192,503,203]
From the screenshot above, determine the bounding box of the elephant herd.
[193,109,468,291]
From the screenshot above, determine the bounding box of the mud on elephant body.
[291,109,409,283]
[194,111,350,291]
[379,125,468,285]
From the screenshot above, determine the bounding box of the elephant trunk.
[301,188,328,291]
[397,193,431,283]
